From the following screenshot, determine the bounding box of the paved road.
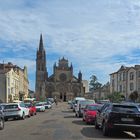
[0,102,138,140]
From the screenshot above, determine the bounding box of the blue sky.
[1,0,140,90]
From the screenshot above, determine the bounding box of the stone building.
[35,35,85,101]
[110,65,140,99]
[82,80,89,93]
[93,82,110,100]
[0,62,29,102]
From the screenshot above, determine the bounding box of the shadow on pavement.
[64,115,75,118]
[72,120,85,126]
[62,110,74,113]
[81,127,135,139]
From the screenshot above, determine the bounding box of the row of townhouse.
[0,62,29,103]
[110,65,140,99]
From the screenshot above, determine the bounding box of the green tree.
[107,92,124,103]
[89,75,102,91]
[129,91,138,102]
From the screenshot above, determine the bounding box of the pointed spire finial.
[39,34,44,51]
[70,62,73,68]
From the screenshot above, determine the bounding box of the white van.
[73,97,86,112]
[75,99,95,117]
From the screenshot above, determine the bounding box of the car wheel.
[95,119,99,129]
[135,132,140,138]
[102,122,110,136]
[21,112,25,120]
[28,113,31,118]
[0,119,4,130]
[32,112,34,116]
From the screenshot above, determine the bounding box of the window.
[112,79,114,87]
[119,73,122,81]
[123,72,126,81]
[130,83,134,91]
[8,88,10,95]
[20,102,25,107]
[130,72,134,80]
[8,77,10,86]
[138,71,140,78]
[112,105,138,113]
[138,80,140,91]
[123,85,125,92]
[119,85,122,92]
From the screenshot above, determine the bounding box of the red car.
[25,103,37,116]
[83,104,101,124]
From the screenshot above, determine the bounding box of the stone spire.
[39,34,44,52]
[78,70,82,82]
[70,63,73,69]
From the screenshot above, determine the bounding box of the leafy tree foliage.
[89,75,102,91]
[107,92,124,103]
[129,91,138,102]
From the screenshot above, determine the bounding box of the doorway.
[63,93,66,102]
[60,92,62,100]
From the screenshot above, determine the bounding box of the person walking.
[54,96,58,105]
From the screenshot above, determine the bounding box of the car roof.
[87,103,102,106]
[74,97,85,100]
[109,102,138,107]
[5,103,19,105]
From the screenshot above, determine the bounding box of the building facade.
[110,65,140,99]
[0,62,29,103]
[35,35,85,101]
[82,80,89,93]
[93,82,110,100]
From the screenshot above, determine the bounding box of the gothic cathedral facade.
[35,35,84,101]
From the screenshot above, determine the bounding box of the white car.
[42,102,52,109]
[4,102,30,121]
[35,103,45,112]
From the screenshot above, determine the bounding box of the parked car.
[73,97,86,112]
[67,100,72,104]
[4,102,30,121]
[96,99,110,104]
[46,98,54,104]
[35,102,45,112]
[0,103,6,111]
[95,103,140,137]
[24,103,37,116]
[83,104,101,124]
[75,99,95,117]
[42,102,52,109]
[0,106,4,130]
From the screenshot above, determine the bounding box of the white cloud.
[1,0,140,89]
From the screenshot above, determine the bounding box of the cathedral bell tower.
[35,34,48,100]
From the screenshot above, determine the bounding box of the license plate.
[121,118,133,122]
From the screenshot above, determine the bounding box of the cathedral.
[35,35,85,101]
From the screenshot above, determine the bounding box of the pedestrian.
[54,96,58,105]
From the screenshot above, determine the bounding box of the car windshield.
[112,105,139,113]
[35,104,43,106]
[80,101,93,105]
[87,105,98,111]
[25,103,31,107]
[5,105,18,109]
